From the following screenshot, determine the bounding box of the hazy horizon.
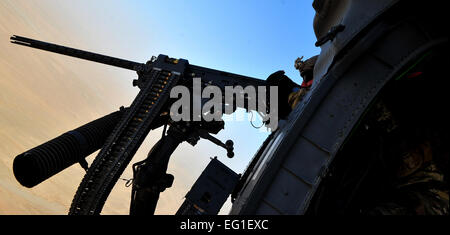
[0,0,209,214]
[0,0,318,215]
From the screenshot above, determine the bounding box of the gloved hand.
[266,70,300,119]
[286,55,319,111]
[295,55,318,82]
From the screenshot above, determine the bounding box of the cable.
[249,111,264,129]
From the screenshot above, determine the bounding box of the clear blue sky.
[135,0,320,82]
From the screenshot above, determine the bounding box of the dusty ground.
[0,0,200,215]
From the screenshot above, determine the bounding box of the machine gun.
[10,35,268,215]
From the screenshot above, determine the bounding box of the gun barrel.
[13,109,125,188]
[10,35,145,71]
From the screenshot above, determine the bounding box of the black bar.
[13,109,125,188]
[10,35,145,71]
